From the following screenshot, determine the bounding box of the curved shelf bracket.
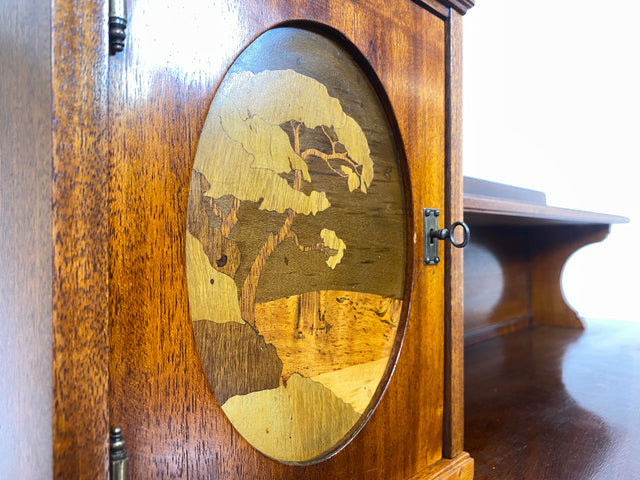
[530,224,612,328]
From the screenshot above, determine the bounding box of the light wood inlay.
[311,358,390,414]
[254,291,401,380]
[222,373,361,463]
[186,27,408,463]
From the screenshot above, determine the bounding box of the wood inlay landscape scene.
[186,27,408,463]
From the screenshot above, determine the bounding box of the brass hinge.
[109,0,127,53]
[109,427,128,480]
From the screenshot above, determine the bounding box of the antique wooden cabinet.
[0,0,474,478]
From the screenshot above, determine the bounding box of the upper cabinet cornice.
[416,0,475,16]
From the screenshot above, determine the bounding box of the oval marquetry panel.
[186,26,409,464]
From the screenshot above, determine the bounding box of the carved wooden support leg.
[530,224,611,328]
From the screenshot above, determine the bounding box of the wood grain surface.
[463,224,613,341]
[443,9,466,459]
[414,0,475,17]
[463,226,533,336]
[409,452,474,480]
[530,225,611,328]
[107,0,455,477]
[466,319,640,479]
[254,291,401,380]
[464,193,629,227]
[463,177,547,205]
[51,0,111,478]
[0,1,53,477]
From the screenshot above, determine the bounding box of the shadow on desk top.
[465,318,640,480]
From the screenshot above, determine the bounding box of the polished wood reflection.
[466,319,640,480]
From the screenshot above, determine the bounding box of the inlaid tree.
[193,69,374,327]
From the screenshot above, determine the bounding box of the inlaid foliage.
[186,27,408,463]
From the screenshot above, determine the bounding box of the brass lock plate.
[423,208,441,265]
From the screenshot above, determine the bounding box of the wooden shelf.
[462,177,629,344]
[464,177,629,227]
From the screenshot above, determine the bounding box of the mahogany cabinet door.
[106,0,463,478]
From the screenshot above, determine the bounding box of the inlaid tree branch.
[192,69,373,327]
[210,196,240,238]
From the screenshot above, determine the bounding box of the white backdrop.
[463,0,639,322]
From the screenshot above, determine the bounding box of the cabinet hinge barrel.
[109,0,127,53]
[109,427,128,480]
